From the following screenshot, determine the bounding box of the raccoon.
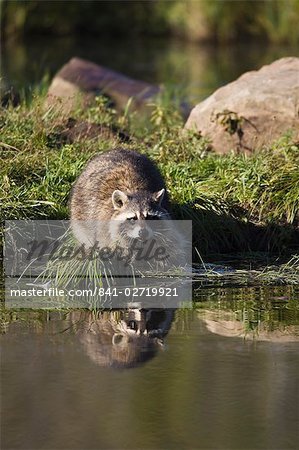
[69,148,172,253]
[68,309,175,369]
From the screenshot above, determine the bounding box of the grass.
[0,91,298,263]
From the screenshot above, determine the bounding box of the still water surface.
[2,36,299,102]
[2,286,299,450]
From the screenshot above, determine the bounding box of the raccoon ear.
[152,188,165,206]
[112,190,128,209]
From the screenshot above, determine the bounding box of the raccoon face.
[113,309,172,342]
[109,189,169,242]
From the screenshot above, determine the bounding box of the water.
[2,36,299,103]
[2,286,299,450]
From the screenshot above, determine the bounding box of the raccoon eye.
[146,215,160,221]
[127,217,137,222]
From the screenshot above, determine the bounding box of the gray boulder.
[45,57,160,115]
[184,57,299,153]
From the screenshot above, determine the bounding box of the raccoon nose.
[138,228,149,240]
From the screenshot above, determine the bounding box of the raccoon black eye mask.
[126,216,161,222]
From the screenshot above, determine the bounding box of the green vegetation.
[2,0,299,44]
[166,0,299,44]
[0,92,298,259]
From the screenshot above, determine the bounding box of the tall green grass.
[0,93,298,256]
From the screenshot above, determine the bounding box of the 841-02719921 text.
[95,287,179,297]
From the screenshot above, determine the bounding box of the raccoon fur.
[69,148,174,252]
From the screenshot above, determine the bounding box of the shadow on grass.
[174,200,299,259]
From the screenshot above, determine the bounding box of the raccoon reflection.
[70,148,171,251]
[68,309,174,369]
